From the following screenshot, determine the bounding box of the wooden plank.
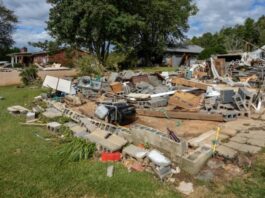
[171,77,209,90]
[137,109,224,122]
[168,91,204,110]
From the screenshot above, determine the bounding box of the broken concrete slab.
[237,131,265,140]
[42,108,63,118]
[177,181,194,195]
[247,139,265,147]
[216,145,238,159]
[7,105,29,114]
[70,125,87,134]
[230,136,248,144]
[223,141,261,154]
[221,127,238,137]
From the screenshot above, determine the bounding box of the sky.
[2,0,265,51]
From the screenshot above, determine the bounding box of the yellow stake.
[212,127,221,155]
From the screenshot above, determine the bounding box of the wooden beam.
[137,109,224,122]
[171,77,209,90]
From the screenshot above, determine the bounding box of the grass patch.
[0,86,178,198]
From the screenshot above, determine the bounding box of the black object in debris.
[106,103,136,126]
[220,89,235,104]
[167,128,180,143]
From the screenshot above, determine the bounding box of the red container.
[101,152,121,162]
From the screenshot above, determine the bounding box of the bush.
[14,63,24,68]
[76,53,126,75]
[19,66,38,85]
[106,52,126,71]
[75,55,104,76]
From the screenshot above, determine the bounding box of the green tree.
[256,16,265,46]
[0,1,17,60]
[115,0,198,66]
[47,0,197,67]
[190,16,265,58]
[28,40,61,53]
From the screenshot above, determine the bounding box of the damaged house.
[163,45,204,67]
[8,48,88,67]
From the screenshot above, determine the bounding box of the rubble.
[177,181,194,195]
[11,46,265,188]
[7,105,29,114]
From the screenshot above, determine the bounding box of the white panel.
[43,75,59,89]
[57,79,72,94]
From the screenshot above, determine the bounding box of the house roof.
[31,51,48,56]
[7,52,32,57]
[166,45,204,54]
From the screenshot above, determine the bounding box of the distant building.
[8,48,87,67]
[163,45,204,67]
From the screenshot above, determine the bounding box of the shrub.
[105,52,126,71]
[19,66,38,85]
[75,55,104,76]
[14,63,24,68]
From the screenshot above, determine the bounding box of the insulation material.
[43,75,76,95]
[57,79,72,94]
[43,75,59,89]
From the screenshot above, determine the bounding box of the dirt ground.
[0,69,77,86]
[136,116,219,138]
[74,101,220,139]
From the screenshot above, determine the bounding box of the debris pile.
[6,46,265,195]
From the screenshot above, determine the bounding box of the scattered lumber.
[171,77,209,90]
[168,91,204,110]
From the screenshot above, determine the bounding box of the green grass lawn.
[1,86,265,198]
[0,86,178,198]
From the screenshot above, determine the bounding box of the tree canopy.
[47,0,197,66]
[190,16,265,59]
[0,1,17,57]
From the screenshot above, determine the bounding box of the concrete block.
[47,122,61,132]
[181,145,212,175]
[70,125,87,134]
[131,124,188,161]
[26,112,35,122]
[122,144,148,160]
[220,89,235,104]
[147,149,171,167]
